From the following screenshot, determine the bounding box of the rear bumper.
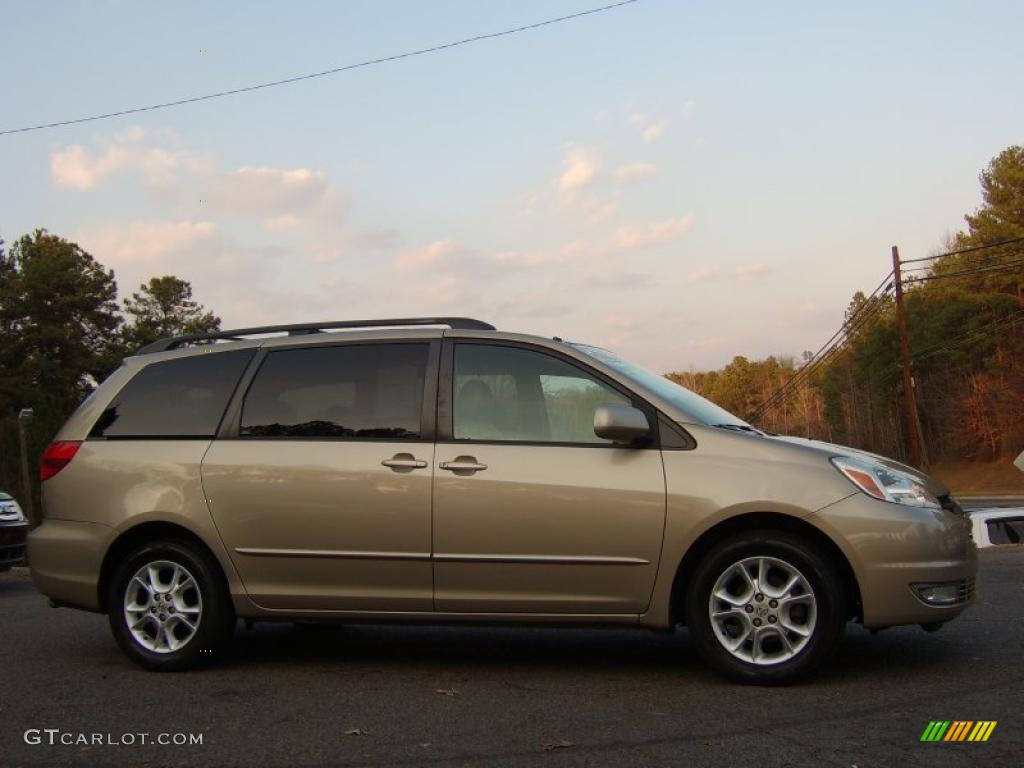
[812,493,977,628]
[28,519,113,611]
[0,521,28,567]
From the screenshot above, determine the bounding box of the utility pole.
[17,408,35,526]
[891,247,925,469]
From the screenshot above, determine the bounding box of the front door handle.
[382,453,428,471]
[439,456,488,474]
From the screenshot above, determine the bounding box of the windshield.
[572,343,750,428]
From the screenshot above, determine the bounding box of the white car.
[969,508,1024,547]
[0,491,29,571]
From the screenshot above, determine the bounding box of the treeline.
[668,146,1024,468]
[0,230,220,504]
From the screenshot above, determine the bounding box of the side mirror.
[594,404,651,445]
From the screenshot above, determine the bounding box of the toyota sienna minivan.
[29,318,976,684]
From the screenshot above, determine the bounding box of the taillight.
[40,441,82,481]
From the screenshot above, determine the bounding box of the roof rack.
[135,317,496,355]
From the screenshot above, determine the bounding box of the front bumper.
[812,493,977,628]
[0,521,28,567]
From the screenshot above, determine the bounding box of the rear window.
[987,518,1024,545]
[90,350,254,438]
[239,343,428,439]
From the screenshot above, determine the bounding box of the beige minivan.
[29,318,976,684]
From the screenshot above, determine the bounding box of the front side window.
[90,350,255,438]
[240,343,428,439]
[453,344,631,444]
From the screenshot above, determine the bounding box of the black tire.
[107,539,235,671]
[685,530,846,685]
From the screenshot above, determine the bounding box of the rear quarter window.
[90,350,255,438]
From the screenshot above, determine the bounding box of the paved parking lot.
[3,548,1022,767]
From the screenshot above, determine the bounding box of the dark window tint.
[91,350,254,438]
[987,518,1024,545]
[453,344,630,444]
[240,344,428,439]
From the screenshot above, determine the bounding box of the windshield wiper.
[713,423,764,436]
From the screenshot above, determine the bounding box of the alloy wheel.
[707,556,817,665]
[123,560,203,653]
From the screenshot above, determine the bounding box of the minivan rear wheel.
[685,530,845,685]
[108,540,234,671]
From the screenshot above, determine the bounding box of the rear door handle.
[382,453,428,471]
[439,456,488,474]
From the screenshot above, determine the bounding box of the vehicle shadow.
[225,619,976,684]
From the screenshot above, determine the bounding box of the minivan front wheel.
[108,540,234,671]
[685,530,845,685]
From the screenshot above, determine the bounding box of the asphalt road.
[3,549,1022,768]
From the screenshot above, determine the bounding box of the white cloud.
[50,130,340,233]
[212,166,330,218]
[733,263,771,281]
[74,219,234,307]
[77,220,219,265]
[51,146,105,189]
[578,269,653,289]
[416,276,466,306]
[686,267,721,283]
[114,125,146,143]
[395,240,460,272]
[612,215,694,253]
[489,240,581,270]
[51,129,211,189]
[73,218,346,331]
[642,121,667,143]
[614,163,657,184]
[542,146,618,226]
[584,200,619,225]
[558,148,597,193]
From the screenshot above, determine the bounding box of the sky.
[1,0,1022,372]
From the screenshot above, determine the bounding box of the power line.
[754,261,1023,421]
[751,297,887,420]
[750,287,893,420]
[911,309,1024,363]
[0,0,641,136]
[749,272,893,419]
[753,274,1024,421]
[898,236,1024,265]
[905,257,1024,284]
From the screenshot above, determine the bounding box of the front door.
[432,341,666,615]
[202,340,437,611]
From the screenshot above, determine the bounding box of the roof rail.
[135,317,496,355]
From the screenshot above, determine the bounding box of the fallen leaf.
[541,740,574,751]
[435,688,460,696]
[343,729,368,737]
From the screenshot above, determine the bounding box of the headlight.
[0,499,27,522]
[831,456,941,509]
